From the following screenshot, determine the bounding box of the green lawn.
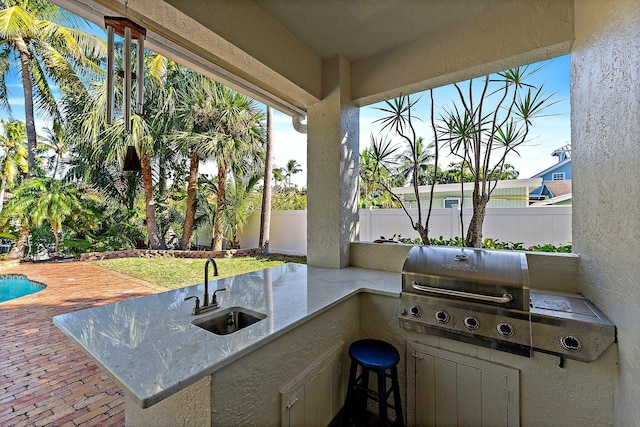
[94,254,306,289]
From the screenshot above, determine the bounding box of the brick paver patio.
[1,261,166,427]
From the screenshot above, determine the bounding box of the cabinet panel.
[457,363,482,426]
[281,342,344,427]
[407,341,520,427]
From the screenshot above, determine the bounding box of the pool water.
[0,275,46,303]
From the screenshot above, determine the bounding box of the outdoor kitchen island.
[53,254,618,427]
[52,264,401,426]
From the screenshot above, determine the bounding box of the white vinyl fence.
[235,206,572,255]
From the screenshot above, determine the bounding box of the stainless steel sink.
[192,307,266,335]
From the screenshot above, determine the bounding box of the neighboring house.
[529,144,572,204]
[392,178,543,209]
[530,180,572,206]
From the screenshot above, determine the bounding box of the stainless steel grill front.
[399,246,615,362]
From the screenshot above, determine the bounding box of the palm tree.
[272,167,285,188]
[0,118,27,212]
[173,69,216,250]
[258,106,273,254]
[66,53,187,250]
[0,177,96,257]
[396,137,435,186]
[182,83,264,251]
[283,159,301,187]
[359,134,402,208]
[0,1,105,174]
[40,124,68,178]
[223,173,260,249]
[193,174,217,248]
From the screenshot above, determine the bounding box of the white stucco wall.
[307,55,360,268]
[208,297,359,426]
[571,0,640,425]
[125,376,211,427]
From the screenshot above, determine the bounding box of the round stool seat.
[349,339,400,371]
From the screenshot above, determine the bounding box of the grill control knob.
[560,336,582,352]
[434,311,450,324]
[463,316,480,330]
[409,306,422,317]
[496,323,515,337]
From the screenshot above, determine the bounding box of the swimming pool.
[0,275,46,303]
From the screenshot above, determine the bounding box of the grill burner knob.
[560,336,582,352]
[463,316,480,330]
[409,306,422,317]
[496,323,515,337]
[434,311,449,324]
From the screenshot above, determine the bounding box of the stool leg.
[390,367,404,427]
[345,359,358,420]
[377,369,389,426]
[358,367,370,418]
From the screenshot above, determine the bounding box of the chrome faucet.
[185,258,226,315]
[203,258,218,307]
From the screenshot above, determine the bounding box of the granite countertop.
[52,264,400,408]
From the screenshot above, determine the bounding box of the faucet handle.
[184,296,200,315]
[212,288,227,305]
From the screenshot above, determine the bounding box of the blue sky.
[1,14,569,188]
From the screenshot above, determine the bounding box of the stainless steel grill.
[398,246,615,362]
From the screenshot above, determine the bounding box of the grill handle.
[412,281,513,304]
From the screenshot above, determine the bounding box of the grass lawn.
[94,254,306,289]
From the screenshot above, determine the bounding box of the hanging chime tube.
[136,34,144,115]
[106,25,115,124]
[124,26,132,131]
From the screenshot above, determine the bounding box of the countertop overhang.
[52,264,400,408]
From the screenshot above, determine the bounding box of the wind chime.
[104,11,146,171]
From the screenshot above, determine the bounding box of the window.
[552,172,565,180]
[444,198,460,208]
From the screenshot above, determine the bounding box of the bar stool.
[344,339,404,427]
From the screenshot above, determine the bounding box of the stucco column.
[307,55,359,268]
[572,0,640,425]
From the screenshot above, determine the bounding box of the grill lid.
[402,246,530,310]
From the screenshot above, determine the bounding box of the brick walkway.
[0,261,166,427]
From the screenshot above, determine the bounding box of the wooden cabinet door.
[407,341,520,427]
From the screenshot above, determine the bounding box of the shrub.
[392,234,571,253]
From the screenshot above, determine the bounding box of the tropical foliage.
[0,2,279,259]
[361,66,552,248]
[393,233,571,253]
[0,0,104,173]
[443,65,556,247]
[0,119,27,211]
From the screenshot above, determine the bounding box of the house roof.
[543,179,572,197]
[530,157,571,179]
[529,192,572,206]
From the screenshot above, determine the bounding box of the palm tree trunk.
[6,224,29,260]
[180,153,199,250]
[52,156,59,179]
[14,37,37,176]
[140,153,166,249]
[212,159,228,251]
[0,174,6,212]
[258,106,273,254]
[52,223,60,257]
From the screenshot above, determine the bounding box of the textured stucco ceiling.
[255,0,512,61]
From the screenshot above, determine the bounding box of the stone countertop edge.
[52,264,401,408]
